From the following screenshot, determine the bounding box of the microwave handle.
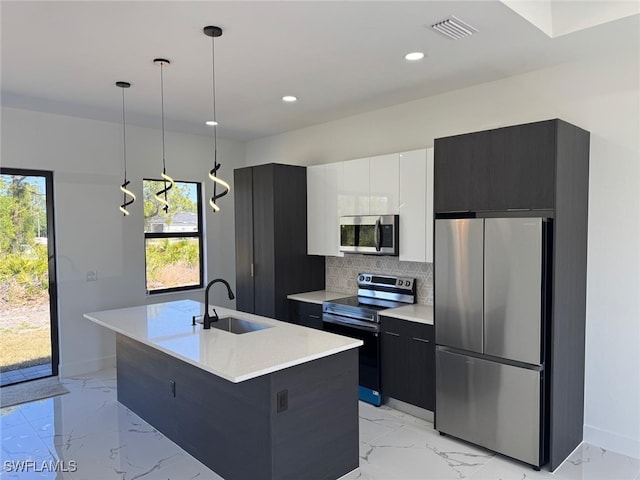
[374,218,381,251]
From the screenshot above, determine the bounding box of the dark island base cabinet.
[116,334,358,480]
[289,300,323,329]
[381,317,435,411]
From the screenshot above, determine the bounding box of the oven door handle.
[323,313,380,333]
[374,218,381,252]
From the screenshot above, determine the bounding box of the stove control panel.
[357,273,415,292]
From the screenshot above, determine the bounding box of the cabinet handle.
[412,337,431,343]
[309,314,321,319]
[384,331,400,337]
[250,263,254,277]
[507,208,530,212]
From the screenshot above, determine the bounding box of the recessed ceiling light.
[405,52,425,61]
[282,96,297,102]
[205,120,218,126]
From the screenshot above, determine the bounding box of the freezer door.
[484,218,543,365]
[435,218,484,353]
[436,348,542,467]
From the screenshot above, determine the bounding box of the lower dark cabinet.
[116,333,359,480]
[289,300,323,330]
[381,316,434,411]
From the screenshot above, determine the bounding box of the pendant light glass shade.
[116,81,136,216]
[153,58,175,213]
[204,25,230,213]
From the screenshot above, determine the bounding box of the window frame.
[143,178,204,295]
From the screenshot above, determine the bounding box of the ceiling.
[2,1,638,141]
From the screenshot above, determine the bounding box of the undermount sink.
[194,315,272,334]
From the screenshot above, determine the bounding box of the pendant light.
[204,26,230,213]
[153,58,175,213]
[116,81,136,216]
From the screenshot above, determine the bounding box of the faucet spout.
[203,278,235,329]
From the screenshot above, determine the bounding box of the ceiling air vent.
[431,15,478,40]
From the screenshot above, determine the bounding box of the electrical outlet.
[86,270,97,282]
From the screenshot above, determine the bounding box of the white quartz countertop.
[286,290,350,305]
[84,300,362,383]
[380,304,434,325]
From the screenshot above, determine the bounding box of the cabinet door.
[399,149,427,262]
[251,164,276,318]
[489,121,555,211]
[434,131,490,213]
[381,317,410,402]
[369,154,399,215]
[323,162,344,256]
[341,158,370,215]
[425,147,434,263]
[297,301,324,330]
[307,165,325,256]
[234,167,255,314]
[407,322,434,411]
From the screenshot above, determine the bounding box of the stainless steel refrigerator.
[435,217,551,468]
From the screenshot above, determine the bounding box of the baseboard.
[385,397,434,423]
[583,424,640,460]
[59,355,116,378]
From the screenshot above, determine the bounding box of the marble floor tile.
[2,369,639,480]
[361,422,494,479]
[554,444,640,480]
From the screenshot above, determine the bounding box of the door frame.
[0,167,59,377]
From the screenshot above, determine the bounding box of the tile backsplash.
[326,255,433,305]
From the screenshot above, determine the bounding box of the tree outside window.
[143,179,203,294]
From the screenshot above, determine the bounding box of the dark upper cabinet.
[488,121,556,211]
[434,130,490,213]
[435,119,562,213]
[381,316,435,411]
[234,164,325,321]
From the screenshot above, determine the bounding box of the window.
[143,179,203,294]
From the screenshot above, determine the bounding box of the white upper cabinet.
[307,147,433,261]
[323,162,343,257]
[307,164,325,256]
[398,148,434,263]
[307,163,344,256]
[370,154,400,215]
[341,158,370,215]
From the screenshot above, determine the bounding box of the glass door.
[0,168,58,386]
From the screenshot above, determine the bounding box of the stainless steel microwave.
[339,215,399,255]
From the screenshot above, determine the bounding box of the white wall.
[246,50,640,458]
[1,107,244,376]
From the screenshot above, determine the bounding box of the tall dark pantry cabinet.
[434,119,590,471]
[234,163,325,321]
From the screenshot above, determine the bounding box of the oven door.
[323,313,382,405]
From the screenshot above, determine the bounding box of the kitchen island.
[84,300,362,480]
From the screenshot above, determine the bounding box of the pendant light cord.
[204,26,229,213]
[160,62,167,174]
[153,59,174,213]
[118,81,135,216]
[121,87,128,179]
[210,34,218,198]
